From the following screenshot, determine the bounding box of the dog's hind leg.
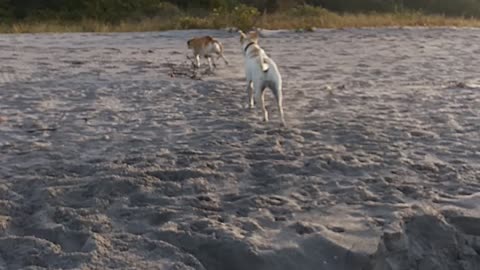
[214,41,229,65]
[211,56,217,69]
[255,87,268,122]
[207,57,214,70]
[277,94,286,126]
[218,53,229,65]
[272,83,286,127]
[246,81,254,109]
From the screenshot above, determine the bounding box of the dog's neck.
[243,42,256,54]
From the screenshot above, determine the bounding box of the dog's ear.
[249,31,259,41]
[239,30,247,42]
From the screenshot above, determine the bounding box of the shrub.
[152,2,182,18]
[210,4,259,30]
[402,0,480,17]
[210,6,230,28]
[289,4,331,17]
[232,4,260,30]
[177,16,211,29]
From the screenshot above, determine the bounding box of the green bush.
[232,4,259,30]
[210,6,230,28]
[307,0,480,17]
[402,0,480,17]
[289,4,330,17]
[306,0,397,13]
[177,16,211,29]
[210,4,259,30]
[0,0,13,20]
[151,2,182,18]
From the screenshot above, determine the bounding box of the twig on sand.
[57,111,67,122]
[23,110,69,133]
[446,80,479,90]
[25,127,58,133]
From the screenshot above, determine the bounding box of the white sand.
[0,28,479,270]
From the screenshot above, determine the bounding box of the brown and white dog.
[187,36,229,70]
[239,30,285,126]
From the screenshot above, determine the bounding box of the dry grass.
[1,12,480,34]
[0,19,177,33]
[260,12,480,29]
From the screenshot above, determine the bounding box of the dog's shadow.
[165,56,218,80]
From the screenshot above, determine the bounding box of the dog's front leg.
[195,55,201,68]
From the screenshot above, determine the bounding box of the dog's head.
[239,30,259,46]
[187,38,193,49]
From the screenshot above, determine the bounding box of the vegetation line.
[2,3,480,33]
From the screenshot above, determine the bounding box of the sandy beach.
[0,28,479,269]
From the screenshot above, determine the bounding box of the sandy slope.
[0,28,479,270]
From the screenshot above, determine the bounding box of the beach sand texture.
[0,28,479,269]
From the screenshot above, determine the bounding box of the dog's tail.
[213,40,229,65]
[212,40,223,54]
[259,54,269,73]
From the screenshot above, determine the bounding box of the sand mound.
[372,210,480,270]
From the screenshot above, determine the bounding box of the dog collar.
[244,42,255,53]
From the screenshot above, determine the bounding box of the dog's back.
[187,36,222,56]
[241,33,280,84]
[187,35,229,69]
[245,44,270,73]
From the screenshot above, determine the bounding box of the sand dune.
[0,28,479,269]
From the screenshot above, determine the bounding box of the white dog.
[187,36,229,70]
[239,30,285,126]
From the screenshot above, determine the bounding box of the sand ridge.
[0,28,479,269]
